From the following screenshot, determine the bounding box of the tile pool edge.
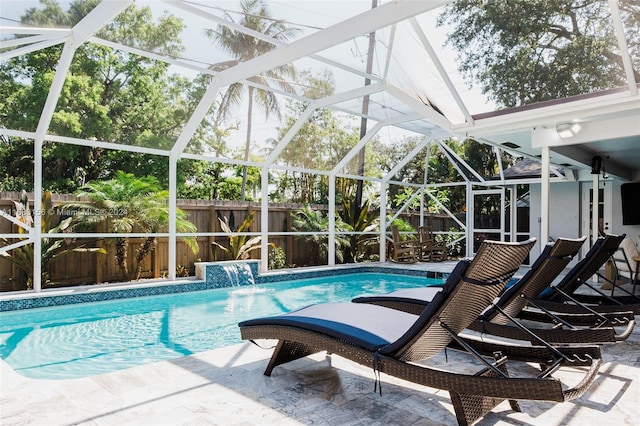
[0,262,449,312]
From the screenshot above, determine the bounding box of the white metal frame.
[0,0,637,291]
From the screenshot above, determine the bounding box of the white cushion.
[614,238,639,273]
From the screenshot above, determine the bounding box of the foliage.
[425,189,452,214]
[440,0,640,107]
[425,140,461,185]
[374,136,426,189]
[177,159,228,200]
[0,190,105,289]
[175,264,191,278]
[393,188,420,211]
[435,228,465,258]
[269,70,371,204]
[0,0,215,192]
[338,195,378,263]
[268,246,287,270]
[63,171,198,281]
[206,0,299,201]
[375,136,452,207]
[339,196,374,233]
[388,217,416,239]
[291,205,351,265]
[212,210,272,260]
[0,139,33,191]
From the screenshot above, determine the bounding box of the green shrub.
[268,246,287,270]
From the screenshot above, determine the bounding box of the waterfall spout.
[220,262,256,287]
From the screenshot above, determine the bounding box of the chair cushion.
[239,302,418,352]
[613,238,639,275]
[377,260,472,356]
[621,237,639,256]
[351,259,470,308]
[352,287,442,306]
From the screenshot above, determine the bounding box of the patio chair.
[611,237,639,294]
[417,226,447,261]
[354,237,635,344]
[389,225,418,263]
[239,239,603,426]
[523,233,640,318]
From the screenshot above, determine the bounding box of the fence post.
[209,205,216,261]
[95,239,103,284]
[286,206,293,265]
[152,241,160,278]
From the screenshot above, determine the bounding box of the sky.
[0,0,495,154]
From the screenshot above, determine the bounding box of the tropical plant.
[63,171,198,281]
[268,246,287,270]
[0,190,106,289]
[291,205,351,265]
[211,210,272,260]
[205,0,299,201]
[338,195,377,263]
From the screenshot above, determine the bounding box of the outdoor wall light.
[556,122,581,138]
[591,155,603,174]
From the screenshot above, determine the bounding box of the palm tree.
[211,210,273,260]
[65,171,198,281]
[205,0,299,200]
[0,190,105,289]
[291,205,351,265]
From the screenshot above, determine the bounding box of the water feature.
[220,262,256,287]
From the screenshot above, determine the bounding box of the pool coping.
[0,261,454,312]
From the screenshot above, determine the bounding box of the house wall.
[530,181,582,239]
[530,179,640,263]
[529,181,583,265]
[609,180,640,240]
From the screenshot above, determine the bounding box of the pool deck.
[2,263,640,425]
[2,326,639,426]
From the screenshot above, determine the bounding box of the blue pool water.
[0,273,443,380]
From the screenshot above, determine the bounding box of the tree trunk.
[355,0,377,213]
[241,86,254,201]
[133,236,157,280]
[115,237,129,280]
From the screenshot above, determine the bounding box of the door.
[471,188,504,253]
[581,180,613,256]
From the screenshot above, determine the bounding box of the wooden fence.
[0,192,459,291]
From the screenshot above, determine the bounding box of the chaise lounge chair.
[521,233,640,319]
[239,239,602,426]
[354,236,635,344]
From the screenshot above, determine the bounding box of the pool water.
[0,273,442,380]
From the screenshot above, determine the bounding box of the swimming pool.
[0,273,443,380]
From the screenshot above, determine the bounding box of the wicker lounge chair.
[522,233,640,319]
[354,236,635,344]
[239,239,602,426]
